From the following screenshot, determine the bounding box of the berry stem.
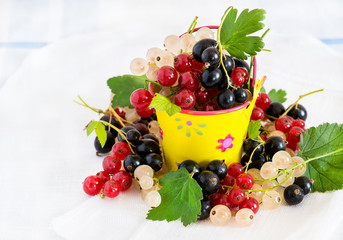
[248,170,294,193]
[144,79,163,88]
[108,105,133,126]
[280,89,324,118]
[75,95,105,114]
[187,16,198,34]
[243,143,264,173]
[261,28,270,40]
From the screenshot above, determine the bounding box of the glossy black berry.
[124,154,143,173]
[206,160,228,180]
[233,58,250,73]
[284,184,304,205]
[178,160,202,179]
[117,126,135,142]
[94,131,115,154]
[198,199,212,220]
[142,133,159,143]
[294,176,312,195]
[243,138,264,156]
[287,104,307,121]
[192,38,217,62]
[100,115,118,137]
[234,88,248,103]
[217,75,234,91]
[264,136,286,159]
[134,123,149,135]
[222,55,235,74]
[144,153,163,172]
[136,139,160,157]
[197,170,220,195]
[217,89,235,109]
[201,47,220,67]
[126,129,142,145]
[201,68,222,89]
[266,102,285,120]
[241,153,266,170]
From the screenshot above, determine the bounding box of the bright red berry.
[191,55,204,70]
[112,170,132,191]
[112,142,131,160]
[227,163,244,178]
[275,116,294,134]
[136,107,154,118]
[251,107,264,121]
[178,72,200,92]
[174,89,196,109]
[195,87,211,105]
[292,119,306,131]
[102,180,121,198]
[239,197,259,214]
[83,175,102,196]
[174,53,193,73]
[102,155,121,174]
[231,67,248,86]
[287,141,299,152]
[157,66,178,87]
[130,89,153,110]
[287,126,304,144]
[96,171,111,186]
[221,175,235,187]
[228,187,246,205]
[236,173,254,190]
[202,102,219,111]
[256,93,271,110]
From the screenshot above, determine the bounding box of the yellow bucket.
[153,76,264,171]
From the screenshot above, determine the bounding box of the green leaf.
[298,123,343,192]
[107,75,145,107]
[260,86,266,93]
[220,7,266,60]
[149,93,181,117]
[146,168,203,226]
[268,89,287,103]
[248,120,262,139]
[86,121,107,147]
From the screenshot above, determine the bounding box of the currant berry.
[138,175,154,190]
[250,107,265,121]
[289,156,306,177]
[227,162,244,178]
[144,153,163,172]
[130,89,153,110]
[112,142,131,161]
[191,57,204,71]
[221,55,235,75]
[117,126,135,142]
[100,115,118,137]
[221,175,235,187]
[198,199,212,220]
[142,134,159,143]
[262,190,282,209]
[210,205,231,226]
[234,88,248,103]
[240,154,266,170]
[264,136,287,158]
[217,89,235,109]
[96,171,111,186]
[287,126,304,144]
[202,102,220,111]
[233,58,250,72]
[134,123,149,135]
[144,190,161,207]
[197,170,220,195]
[164,35,179,55]
[260,162,278,179]
[83,175,102,196]
[94,131,115,154]
[174,53,193,73]
[112,170,132,191]
[206,160,228,180]
[102,155,121,174]
[124,154,144,173]
[192,38,217,62]
[157,66,178,87]
[178,160,202,179]
[287,104,307,121]
[174,89,196,109]
[235,208,255,226]
[256,92,271,110]
[228,187,246,205]
[272,150,291,169]
[292,119,306,131]
[217,75,233,91]
[125,129,141,145]
[243,138,264,156]
[231,67,248,86]
[201,47,220,68]
[294,176,312,195]
[236,173,254,190]
[284,184,304,205]
[136,139,160,157]
[266,102,285,120]
[195,87,211,105]
[130,58,149,76]
[178,71,200,92]
[201,68,222,89]
[136,107,154,118]
[102,180,121,198]
[134,165,154,181]
[275,116,294,134]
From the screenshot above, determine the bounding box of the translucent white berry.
[248,184,264,203]
[146,47,162,63]
[288,156,306,177]
[125,109,140,123]
[179,33,196,52]
[155,51,174,67]
[272,150,291,169]
[139,175,154,190]
[260,162,278,179]
[146,64,159,81]
[247,168,263,185]
[209,205,231,226]
[262,190,282,209]
[235,208,255,226]
[164,35,180,55]
[277,172,295,187]
[262,180,278,190]
[130,58,149,76]
[134,165,154,181]
[286,148,296,157]
[195,27,214,41]
[267,130,286,141]
[144,190,161,208]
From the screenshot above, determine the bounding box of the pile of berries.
[129,27,254,113]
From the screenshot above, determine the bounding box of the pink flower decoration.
[159,127,163,140]
[216,134,234,152]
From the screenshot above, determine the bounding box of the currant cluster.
[129,27,253,112]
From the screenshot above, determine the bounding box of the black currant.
[217,89,235,109]
[100,115,118,137]
[217,74,234,91]
[222,55,235,74]
[144,153,163,172]
[142,133,159,144]
[233,58,250,73]
[287,104,307,121]
[266,102,285,120]
[294,176,312,195]
[117,126,135,142]
[234,88,248,103]
[126,129,142,145]
[192,38,217,62]
[206,160,228,180]
[178,160,202,179]
[264,136,286,158]
[201,47,220,68]
[197,170,220,195]
[284,184,304,205]
[198,199,212,220]
[241,153,266,170]
[136,139,160,157]
[134,123,150,135]
[124,154,144,173]
[201,68,222,89]
[94,131,115,154]
[243,138,264,156]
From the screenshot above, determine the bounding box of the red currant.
[178,72,200,92]
[130,89,153,110]
[174,53,193,73]
[239,197,259,214]
[231,67,248,86]
[236,173,254,190]
[157,66,178,87]
[221,175,235,187]
[136,107,154,118]
[207,88,220,97]
[112,170,132,191]
[102,155,121,174]
[287,141,299,152]
[195,87,211,105]
[275,116,294,134]
[96,171,111,186]
[287,126,304,144]
[174,89,196,109]
[191,55,204,70]
[83,175,102,196]
[250,107,264,121]
[102,180,121,198]
[255,93,271,110]
[227,163,244,178]
[292,119,306,131]
[202,102,219,111]
[228,187,246,205]
[112,142,131,161]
